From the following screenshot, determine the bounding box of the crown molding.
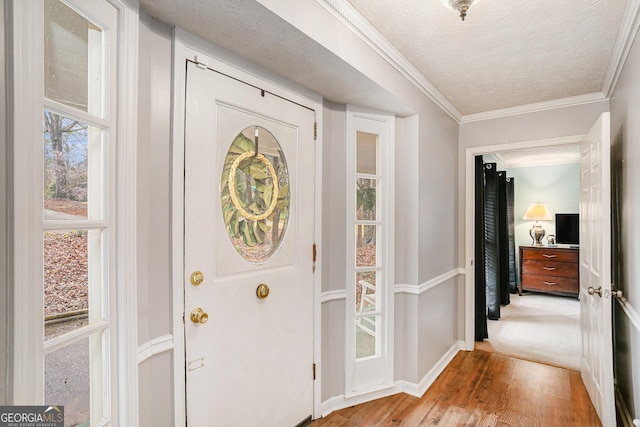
[320,0,638,124]
[459,92,608,123]
[601,0,640,97]
[318,0,463,121]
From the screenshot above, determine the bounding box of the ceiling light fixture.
[440,0,479,21]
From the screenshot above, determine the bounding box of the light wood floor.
[312,350,601,426]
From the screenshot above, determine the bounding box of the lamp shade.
[522,203,552,221]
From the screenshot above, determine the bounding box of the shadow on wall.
[611,127,636,422]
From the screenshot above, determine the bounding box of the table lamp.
[523,202,552,246]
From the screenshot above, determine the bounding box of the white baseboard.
[320,383,402,418]
[319,340,463,418]
[399,341,463,398]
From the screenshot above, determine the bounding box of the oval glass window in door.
[220,126,290,263]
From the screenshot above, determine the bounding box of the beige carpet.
[476,293,581,371]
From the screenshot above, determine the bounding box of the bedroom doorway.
[474,147,581,370]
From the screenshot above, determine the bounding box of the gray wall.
[136,11,174,425]
[1,0,8,406]
[610,28,640,421]
[457,100,610,267]
[320,99,460,398]
[320,101,347,400]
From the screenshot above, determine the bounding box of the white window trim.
[8,1,139,424]
[344,105,395,397]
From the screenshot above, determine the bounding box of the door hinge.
[193,55,207,70]
[314,122,317,140]
[312,243,317,273]
[313,363,316,380]
[182,312,185,324]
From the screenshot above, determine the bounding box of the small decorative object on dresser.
[519,245,579,298]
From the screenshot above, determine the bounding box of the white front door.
[580,112,615,427]
[184,61,316,426]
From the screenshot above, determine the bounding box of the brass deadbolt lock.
[256,284,270,299]
[190,307,209,324]
[190,271,204,286]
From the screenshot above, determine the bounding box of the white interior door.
[184,61,316,426]
[580,112,615,427]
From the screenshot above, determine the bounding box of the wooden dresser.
[519,246,579,298]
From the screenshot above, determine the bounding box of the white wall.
[136,11,174,423]
[610,27,640,422]
[507,163,580,250]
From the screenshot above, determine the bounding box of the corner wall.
[610,26,640,422]
[136,11,175,423]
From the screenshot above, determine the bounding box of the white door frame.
[170,29,324,425]
[463,134,585,350]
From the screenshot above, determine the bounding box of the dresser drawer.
[522,259,579,278]
[520,249,578,263]
[521,274,579,295]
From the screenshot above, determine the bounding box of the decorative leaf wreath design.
[220,129,290,250]
[228,151,279,221]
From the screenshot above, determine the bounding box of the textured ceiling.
[139,0,633,119]
[345,0,628,115]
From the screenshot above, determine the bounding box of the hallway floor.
[312,350,601,426]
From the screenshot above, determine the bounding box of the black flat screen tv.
[555,213,579,245]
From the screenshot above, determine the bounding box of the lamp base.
[530,223,546,246]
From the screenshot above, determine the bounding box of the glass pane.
[355,271,377,313]
[356,225,377,267]
[221,126,290,263]
[44,111,103,221]
[44,0,104,115]
[44,230,103,341]
[356,178,376,220]
[356,131,377,174]
[45,333,105,426]
[355,315,379,359]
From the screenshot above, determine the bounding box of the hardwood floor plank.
[312,350,601,426]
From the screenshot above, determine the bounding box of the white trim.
[463,135,585,351]
[137,335,174,364]
[399,341,462,398]
[170,29,189,427]
[321,289,347,303]
[8,0,45,402]
[319,0,640,124]
[320,341,462,419]
[616,295,640,334]
[394,268,464,295]
[344,105,395,396]
[318,0,462,122]
[171,27,324,426]
[460,92,607,123]
[112,1,140,426]
[320,384,403,418]
[602,0,640,97]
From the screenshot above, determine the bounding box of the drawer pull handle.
[543,267,557,271]
[543,281,557,286]
[542,254,557,258]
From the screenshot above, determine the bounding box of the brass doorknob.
[256,284,270,299]
[190,307,209,324]
[588,286,603,297]
[190,271,204,286]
